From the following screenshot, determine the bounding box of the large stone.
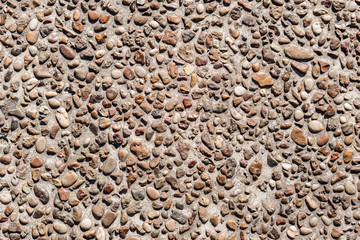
[284,45,314,60]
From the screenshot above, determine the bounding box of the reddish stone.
[183,98,192,108]
[58,188,70,201]
[30,157,43,168]
[249,160,262,175]
[163,30,178,46]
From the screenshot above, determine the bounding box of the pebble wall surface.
[0,0,360,239]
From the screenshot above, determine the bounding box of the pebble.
[308,120,324,133]
[61,171,78,187]
[80,218,92,230]
[53,221,68,234]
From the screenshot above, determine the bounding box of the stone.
[305,196,318,211]
[344,181,356,195]
[178,44,194,63]
[249,160,262,175]
[291,128,307,146]
[80,218,92,230]
[33,185,49,204]
[252,73,274,87]
[53,221,68,234]
[34,66,52,78]
[284,45,314,60]
[60,44,75,59]
[146,186,160,200]
[123,67,135,80]
[102,157,117,175]
[308,121,324,133]
[56,108,70,128]
[102,211,117,228]
[61,171,78,187]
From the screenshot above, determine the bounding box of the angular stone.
[252,73,274,87]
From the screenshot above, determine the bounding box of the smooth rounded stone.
[29,18,38,30]
[48,99,61,108]
[148,20,159,29]
[309,217,319,227]
[321,14,332,22]
[60,44,75,59]
[321,216,332,226]
[102,157,117,175]
[95,49,106,58]
[134,66,147,77]
[35,137,46,153]
[111,69,122,79]
[291,128,307,146]
[353,211,360,220]
[344,102,353,111]
[123,67,135,80]
[0,192,12,204]
[56,107,70,128]
[53,221,68,234]
[183,64,194,75]
[29,46,38,56]
[344,181,356,195]
[294,110,304,121]
[13,59,23,71]
[300,227,312,235]
[234,86,246,96]
[304,78,314,92]
[308,121,324,133]
[74,67,88,80]
[33,185,49,204]
[312,21,322,35]
[146,186,160,200]
[196,3,205,13]
[348,1,358,11]
[80,218,92,230]
[61,171,78,187]
[165,219,176,232]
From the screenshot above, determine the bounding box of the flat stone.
[56,107,70,128]
[252,73,274,87]
[53,221,68,234]
[102,211,117,228]
[35,137,46,153]
[284,45,314,60]
[308,120,324,133]
[61,171,78,187]
[60,44,75,59]
[291,127,307,146]
[34,66,52,78]
[146,186,160,200]
[102,156,117,175]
